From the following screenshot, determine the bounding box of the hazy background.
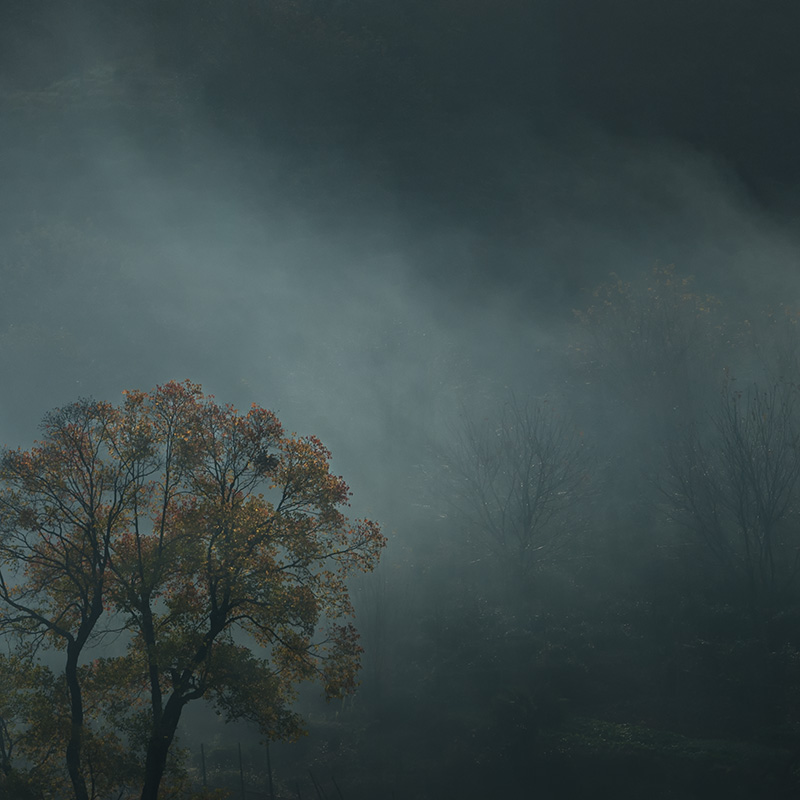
[2,2,798,470]
[2,2,800,796]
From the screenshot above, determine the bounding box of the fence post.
[266,742,275,800]
[238,742,246,800]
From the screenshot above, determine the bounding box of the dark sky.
[1,0,799,521]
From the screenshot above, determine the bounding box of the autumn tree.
[0,381,385,800]
[0,398,144,800]
[438,396,589,584]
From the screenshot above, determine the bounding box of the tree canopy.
[0,380,385,800]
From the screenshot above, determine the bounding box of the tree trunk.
[140,694,186,800]
[64,643,89,800]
